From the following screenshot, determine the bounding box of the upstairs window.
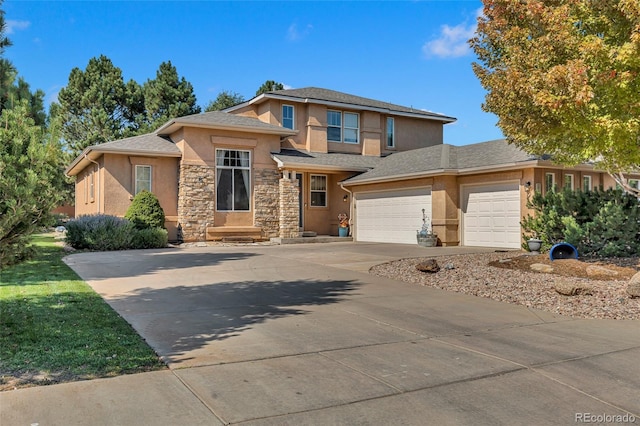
[216,149,251,211]
[282,105,294,129]
[135,165,152,194]
[327,110,342,142]
[386,117,395,148]
[327,110,359,144]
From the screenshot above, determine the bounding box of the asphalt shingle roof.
[87,133,181,155]
[344,139,540,183]
[263,87,456,122]
[272,149,384,171]
[158,111,294,135]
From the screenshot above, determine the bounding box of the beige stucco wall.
[170,126,282,236]
[236,99,445,156]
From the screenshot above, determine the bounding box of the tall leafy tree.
[54,55,142,158]
[0,101,66,266]
[471,0,640,196]
[205,90,245,111]
[142,61,200,131]
[255,80,284,96]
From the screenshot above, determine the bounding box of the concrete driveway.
[3,242,639,425]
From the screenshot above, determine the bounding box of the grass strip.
[0,234,166,390]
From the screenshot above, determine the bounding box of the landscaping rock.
[416,259,440,273]
[627,272,640,298]
[554,279,593,296]
[586,265,619,279]
[530,263,554,273]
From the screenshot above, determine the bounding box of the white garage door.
[355,188,432,244]
[462,182,521,249]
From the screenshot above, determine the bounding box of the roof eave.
[270,154,372,173]
[157,120,296,137]
[229,93,456,123]
[65,147,182,177]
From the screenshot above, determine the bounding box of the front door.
[297,173,303,229]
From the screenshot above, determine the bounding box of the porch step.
[301,231,317,237]
[206,226,263,241]
[221,236,255,243]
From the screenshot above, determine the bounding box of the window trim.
[282,104,295,130]
[215,148,252,212]
[386,117,395,148]
[545,172,555,193]
[327,110,342,142]
[89,169,95,202]
[343,112,359,144]
[583,175,592,191]
[135,165,152,195]
[326,110,360,144]
[309,174,328,208]
[564,173,574,190]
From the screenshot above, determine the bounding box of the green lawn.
[0,234,166,390]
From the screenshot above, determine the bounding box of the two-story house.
[66,87,634,248]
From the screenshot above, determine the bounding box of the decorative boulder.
[530,263,554,273]
[627,272,640,298]
[554,279,593,296]
[416,259,440,273]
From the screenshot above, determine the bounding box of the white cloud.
[282,84,294,90]
[6,19,30,34]
[287,23,313,42]
[422,8,482,59]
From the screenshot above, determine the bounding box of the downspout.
[85,154,100,214]
[339,183,354,237]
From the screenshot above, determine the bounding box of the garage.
[461,182,521,249]
[355,187,431,244]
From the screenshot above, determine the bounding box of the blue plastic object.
[549,242,578,261]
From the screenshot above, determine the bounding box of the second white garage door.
[355,188,432,244]
[461,182,521,249]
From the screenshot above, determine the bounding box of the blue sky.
[4,0,504,145]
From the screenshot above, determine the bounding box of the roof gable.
[155,110,296,136]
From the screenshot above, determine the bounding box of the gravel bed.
[370,252,640,320]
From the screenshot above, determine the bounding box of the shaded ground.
[489,254,639,280]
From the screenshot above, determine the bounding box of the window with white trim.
[327,110,341,142]
[564,174,574,190]
[282,104,294,129]
[216,149,251,211]
[89,169,95,201]
[386,117,395,148]
[583,175,592,191]
[545,172,555,192]
[327,110,359,144]
[135,165,152,194]
[310,174,327,207]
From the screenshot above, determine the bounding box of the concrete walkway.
[2,242,639,425]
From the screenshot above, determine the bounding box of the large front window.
[216,149,251,211]
[327,110,359,144]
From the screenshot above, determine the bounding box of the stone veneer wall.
[254,168,281,239]
[279,175,300,238]
[178,163,215,242]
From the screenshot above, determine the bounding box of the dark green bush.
[66,215,167,251]
[131,227,168,249]
[125,191,165,230]
[522,188,640,257]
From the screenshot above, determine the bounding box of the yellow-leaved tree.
[471,0,640,196]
